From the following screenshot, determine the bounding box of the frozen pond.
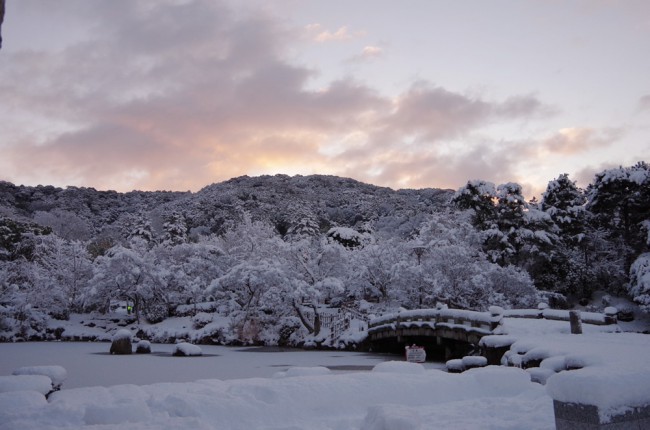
[0,342,445,388]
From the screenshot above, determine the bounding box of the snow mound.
[361,405,422,430]
[273,366,332,378]
[13,365,67,388]
[0,390,48,419]
[0,375,53,395]
[465,366,533,397]
[173,342,202,356]
[372,361,425,374]
[527,367,555,385]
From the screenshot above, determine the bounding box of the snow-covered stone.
[110,329,133,355]
[135,340,151,354]
[172,342,202,356]
[445,359,465,373]
[462,356,487,369]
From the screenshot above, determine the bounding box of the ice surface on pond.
[371,361,426,375]
[273,366,332,378]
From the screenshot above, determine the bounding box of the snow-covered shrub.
[192,312,213,329]
[629,253,650,312]
[144,303,168,324]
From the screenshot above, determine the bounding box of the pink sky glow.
[0,0,648,197]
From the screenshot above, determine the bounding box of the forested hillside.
[1,164,648,344]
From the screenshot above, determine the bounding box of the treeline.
[0,164,648,343]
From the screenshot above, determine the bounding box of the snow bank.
[1,366,551,430]
[13,365,67,388]
[0,390,48,420]
[0,375,52,395]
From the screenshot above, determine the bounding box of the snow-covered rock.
[462,356,487,369]
[110,329,133,355]
[135,340,151,354]
[172,342,202,356]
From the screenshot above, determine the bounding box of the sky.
[0,0,648,197]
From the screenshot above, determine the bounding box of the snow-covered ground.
[1,360,553,430]
[2,303,650,429]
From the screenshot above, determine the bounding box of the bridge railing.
[503,308,617,325]
[369,306,618,335]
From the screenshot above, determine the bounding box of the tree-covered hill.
[0,166,648,345]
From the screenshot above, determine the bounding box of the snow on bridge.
[366,306,618,347]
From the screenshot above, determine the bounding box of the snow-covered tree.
[587,162,650,287]
[452,180,497,229]
[629,253,650,312]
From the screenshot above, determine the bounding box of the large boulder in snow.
[110,329,133,355]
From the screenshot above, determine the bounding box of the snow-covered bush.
[629,253,650,312]
[192,312,213,329]
[144,302,168,324]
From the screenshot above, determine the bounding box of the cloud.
[305,23,364,42]
[639,94,650,112]
[0,0,554,194]
[347,45,384,63]
[541,127,622,155]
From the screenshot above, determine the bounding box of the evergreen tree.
[587,162,650,287]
